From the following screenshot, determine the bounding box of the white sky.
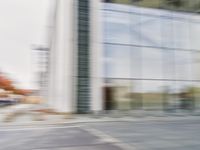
[0,0,50,89]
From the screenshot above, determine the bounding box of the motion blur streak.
[1,0,200,150]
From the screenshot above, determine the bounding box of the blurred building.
[46,0,200,113]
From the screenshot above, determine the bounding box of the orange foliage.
[0,74,32,95]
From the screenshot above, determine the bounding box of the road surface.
[1,117,200,150]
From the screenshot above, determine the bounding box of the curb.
[0,115,200,129]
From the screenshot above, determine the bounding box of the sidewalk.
[1,107,200,127]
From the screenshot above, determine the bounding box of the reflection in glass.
[140,15,161,47]
[130,14,143,45]
[175,81,195,111]
[103,45,131,78]
[162,81,176,111]
[142,48,162,79]
[130,47,142,78]
[189,21,200,50]
[130,80,142,109]
[103,79,132,110]
[142,81,163,110]
[175,51,192,80]
[191,82,200,109]
[173,18,190,49]
[160,16,174,48]
[162,50,175,80]
[103,11,131,44]
[191,51,200,80]
[112,80,131,110]
[102,2,200,112]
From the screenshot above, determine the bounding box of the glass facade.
[102,2,200,111]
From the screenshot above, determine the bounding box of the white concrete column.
[90,0,104,112]
[47,0,75,112]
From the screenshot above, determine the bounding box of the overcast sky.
[0,0,50,89]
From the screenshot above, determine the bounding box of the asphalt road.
[1,117,200,150]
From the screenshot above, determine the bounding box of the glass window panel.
[175,51,192,80]
[130,47,142,78]
[162,50,175,80]
[130,80,143,109]
[103,45,131,78]
[174,81,189,95]
[103,60,114,78]
[142,80,163,110]
[160,16,175,48]
[142,48,162,79]
[173,18,190,50]
[191,51,200,81]
[190,82,200,110]
[103,44,113,58]
[139,15,161,47]
[103,44,115,78]
[189,13,200,23]
[111,79,132,110]
[103,11,131,44]
[175,81,195,110]
[130,14,143,46]
[189,21,200,50]
[162,81,177,111]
